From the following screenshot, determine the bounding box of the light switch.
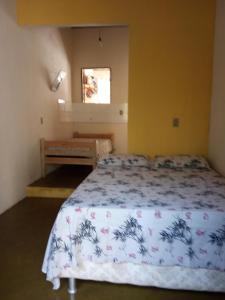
[173,117,180,127]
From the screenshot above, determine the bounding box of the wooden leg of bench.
[41,163,46,178]
[40,138,46,178]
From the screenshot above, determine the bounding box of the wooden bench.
[40,133,113,177]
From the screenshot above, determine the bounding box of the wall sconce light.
[51,70,66,92]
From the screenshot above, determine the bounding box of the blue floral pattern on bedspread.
[42,166,225,288]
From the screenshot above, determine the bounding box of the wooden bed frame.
[40,133,113,177]
[73,132,113,141]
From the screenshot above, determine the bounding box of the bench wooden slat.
[45,156,96,166]
[40,133,113,178]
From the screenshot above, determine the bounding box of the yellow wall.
[17,0,216,156]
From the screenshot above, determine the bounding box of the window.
[81,68,111,104]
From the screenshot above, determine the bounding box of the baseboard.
[26,186,74,199]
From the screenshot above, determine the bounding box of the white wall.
[71,27,128,153]
[209,0,225,175]
[0,0,73,214]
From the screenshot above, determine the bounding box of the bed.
[42,154,225,293]
[40,133,113,177]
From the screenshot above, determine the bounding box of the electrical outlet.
[173,117,179,127]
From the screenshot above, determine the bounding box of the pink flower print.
[101,228,109,234]
[136,210,142,218]
[75,207,82,213]
[88,255,93,261]
[106,211,111,218]
[66,216,71,224]
[151,246,159,253]
[177,256,183,263]
[106,245,112,251]
[203,213,209,220]
[63,264,70,269]
[120,205,127,208]
[185,212,192,220]
[148,228,153,236]
[155,210,162,219]
[196,229,205,236]
[129,253,136,259]
[90,212,96,219]
[199,248,208,255]
[217,208,225,212]
[141,261,148,264]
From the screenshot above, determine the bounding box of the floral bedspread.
[42,166,225,288]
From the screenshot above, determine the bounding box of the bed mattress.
[46,138,112,158]
[70,138,112,157]
[95,138,112,157]
[42,165,225,290]
[59,261,225,292]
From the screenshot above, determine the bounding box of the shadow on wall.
[40,66,52,91]
[0,0,16,21]
[39,28,73,96]
[59,28,73,67]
